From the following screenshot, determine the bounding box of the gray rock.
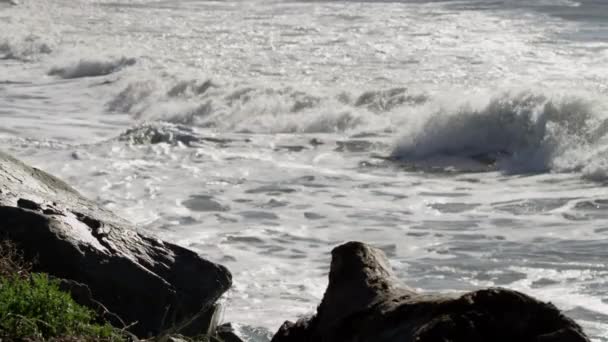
[0,150,232,338]
[271,241,590,342]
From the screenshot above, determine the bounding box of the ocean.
[1,0,607,340]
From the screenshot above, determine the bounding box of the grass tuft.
[0,240,124,341]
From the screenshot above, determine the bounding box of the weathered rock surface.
[0,150,232,337]
[272,241,590,342]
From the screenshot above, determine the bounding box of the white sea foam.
[391,90,608,177]
[106,78,404,133]
[2,0,608,340]
[0,35,53,61]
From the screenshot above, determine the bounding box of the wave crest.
[106,79,424,133]
[48,57,136,79]
[391,91,608,176]
[0,34,53,61]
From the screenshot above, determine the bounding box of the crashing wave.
[48,57,136,79]
[0,35,53,61]
[106,79,427,133]
[391,91,608,176]
[352,87,428,113]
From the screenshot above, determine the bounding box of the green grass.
[0,240,124,341]
[0,240,227,342]
[0,273,123,341]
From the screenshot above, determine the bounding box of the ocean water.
[1,0,608,340]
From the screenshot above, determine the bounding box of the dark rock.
[217,323,246,342]
[271,241,590,342]
[17,198,41,211]
[309,138,324,146]
[117,122,237,147]
[0,150,232,338]
[58,279,126,329]
[118,123,201,146]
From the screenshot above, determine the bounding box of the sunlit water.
[1,0,608,340]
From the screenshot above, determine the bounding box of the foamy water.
[1,0,608,340]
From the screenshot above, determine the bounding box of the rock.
[271,241,590,342]
[217,323,246,342]
[0,150,232,338]
[117,122,236,147]
[58,279,126,329]
[118,123,202,146]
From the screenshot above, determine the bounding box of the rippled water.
[1,0,608,340]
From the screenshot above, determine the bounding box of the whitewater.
[1,0,608,340]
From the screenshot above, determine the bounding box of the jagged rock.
[271,241,590,342]
[0,150,232,337]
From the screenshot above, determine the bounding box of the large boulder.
[0,150,232,337]
[272,241,589,342]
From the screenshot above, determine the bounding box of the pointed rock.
[272,241,589,342]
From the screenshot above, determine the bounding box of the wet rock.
[271,241,590,342]
[309,138,324,146]
[17,198,41,211]
[0,150,232,338]
[118,123,201,146]
[217,323,246,342]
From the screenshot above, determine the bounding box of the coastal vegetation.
[0,240,123,341]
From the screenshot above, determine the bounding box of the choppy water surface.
[1,0,608,340]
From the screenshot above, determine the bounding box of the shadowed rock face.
[272,241,590,342]
[0,151,232,337]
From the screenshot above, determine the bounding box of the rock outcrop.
[0,150,232,337]
[272,241,589,342]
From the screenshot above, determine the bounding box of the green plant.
[0,273,122,341]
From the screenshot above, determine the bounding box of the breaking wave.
[0,34,53,61]
[106,78,426,133]
[391,91,608,179]
[106,77,608,180]
[48,57,136,79]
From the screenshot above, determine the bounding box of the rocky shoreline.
[0,150,591,341]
